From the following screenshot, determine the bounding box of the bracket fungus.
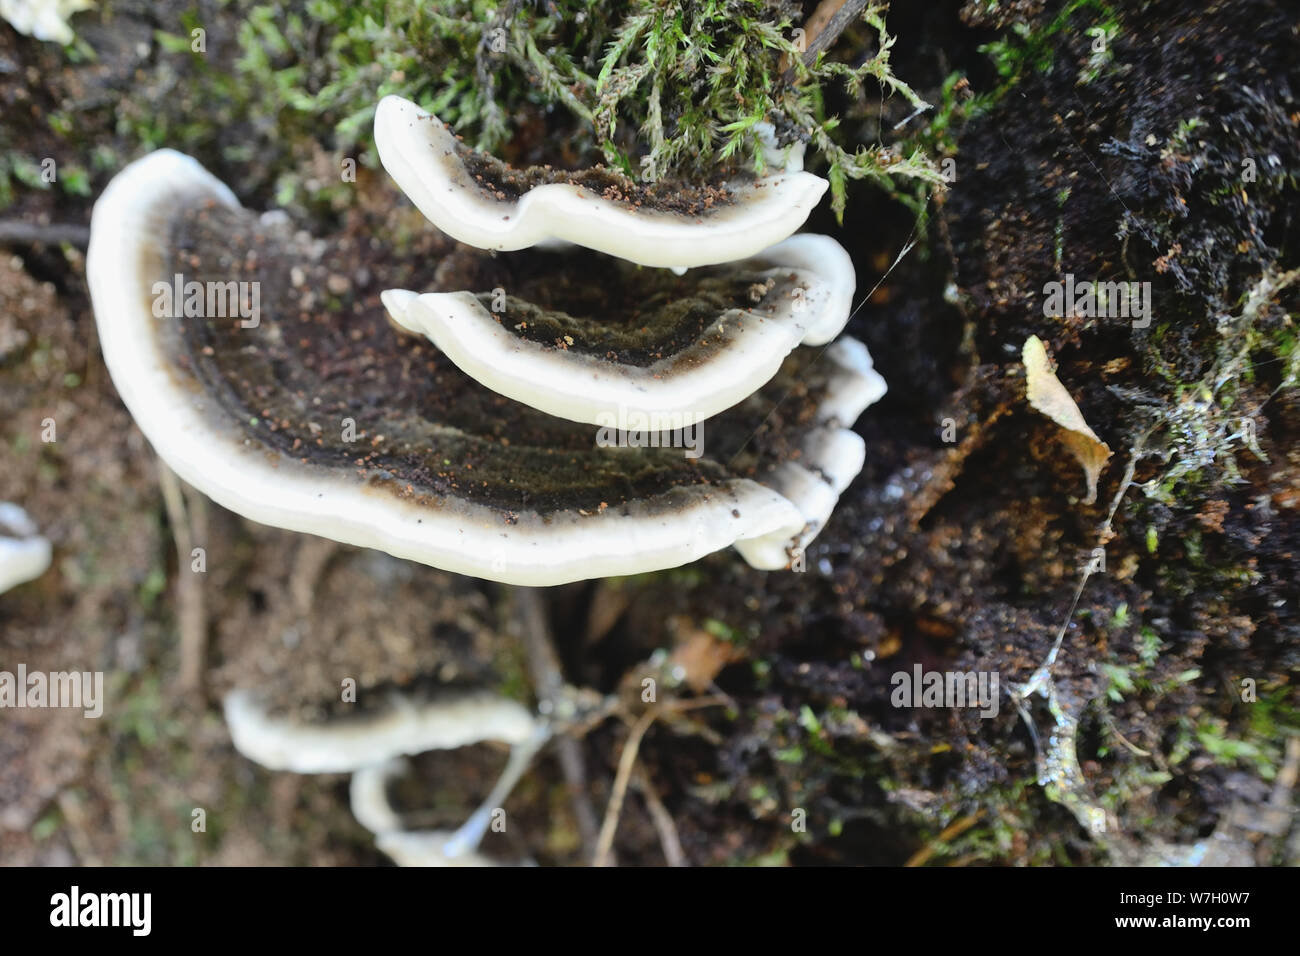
[350,758,520,867]
[79,70,893,870]
[225,686,547,865]
[380,233,855,426]
[0,0,93,45]
[223,687,538,775]
[0,503,52,595]
[85,142,884,584]
[373,95,828,269]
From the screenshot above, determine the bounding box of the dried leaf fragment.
[1023,335,1112,504]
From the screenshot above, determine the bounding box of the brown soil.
[459,146,736,218]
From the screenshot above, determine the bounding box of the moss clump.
[141,1,940,219]
[972,0,1121,102]
[411,0,943,217]
[5,2,941,222]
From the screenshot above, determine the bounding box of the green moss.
[4,2,937,223]
[136,1,939,219]
[702,617,742,643]
[1196,719,1277,780]
[905,779,1059,866]
[974,0,1120,108]
[420,0,942,218]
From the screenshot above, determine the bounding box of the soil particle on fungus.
[466,254,800,368]
[458,144,737,217]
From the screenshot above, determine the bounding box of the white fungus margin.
[374,94,829,270]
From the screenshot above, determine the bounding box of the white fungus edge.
[222,687,537,774]
[0,502,52,595]
[733,337,887,568]
[380,233,856,426]
[373,94,830,269]
[350,757,525,867]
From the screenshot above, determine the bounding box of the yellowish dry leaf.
[1023,335,1112,504]
[669,618,740,693]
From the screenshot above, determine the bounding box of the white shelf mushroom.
[223,688,538,774]
[0,502,52,595]
[0,0,93,45]
[381,233,857,426]
[83,86,894,864]
[374,95,829,269]
[226,689,546,866]
[85,149,884,583]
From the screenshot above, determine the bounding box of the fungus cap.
[223,688,537,774]
[351,755,529,866]
[732,338,885,568]
[374,95,829,269]
[380,233,855,426]
[0,0,92,44]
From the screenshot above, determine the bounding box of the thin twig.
[513,586,603,863]
[903,809,985,868]
[1008,439,1150,849]
[780,0,872,86]
[1103,714,1152,758]
[157,462,206,694]
[1016,439,1144,699]
[632,766,687,867]
[290,536,337,617]
[0,221,90,246]
[593,709,657,867]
